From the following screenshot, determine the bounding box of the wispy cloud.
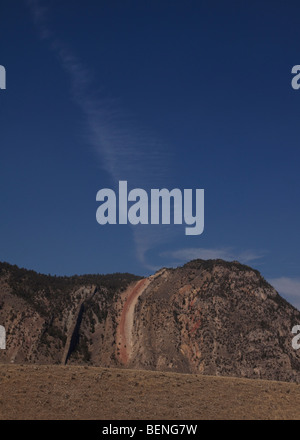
[269,277,300,310]
[26,1,267,274]
[160,247,265,266]
[27,0,52,39]
[27,0,167,183]
[26,0,175,267]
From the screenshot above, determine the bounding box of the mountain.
[0,260,299,383]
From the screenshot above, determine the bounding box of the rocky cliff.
[0,260,299,382]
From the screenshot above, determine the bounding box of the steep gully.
[116,269,166,365]
[116,278,149,364]
[62,286,97,365]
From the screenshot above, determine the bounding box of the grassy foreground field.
[0,364,299,420]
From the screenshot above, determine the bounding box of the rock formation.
[0,260,299,382]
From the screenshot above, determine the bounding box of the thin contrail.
[26,0,177,269]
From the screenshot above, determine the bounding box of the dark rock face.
[0,260,299,382]
[0,263,140,366]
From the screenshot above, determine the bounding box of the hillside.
[0,364,299,420]
[0,260,299,383]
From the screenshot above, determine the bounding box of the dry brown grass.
[0,364,299,420]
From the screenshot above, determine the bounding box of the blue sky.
[1,0,300,308]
